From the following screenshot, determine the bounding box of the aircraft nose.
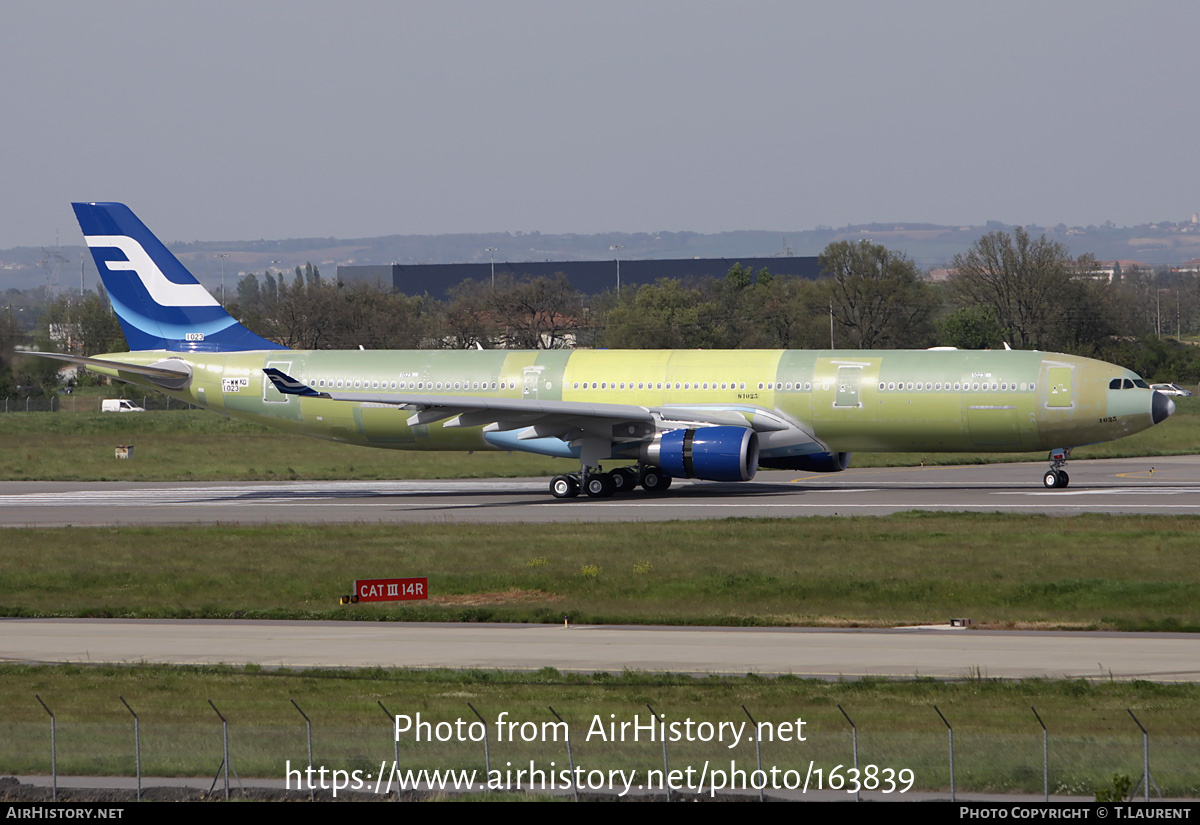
[1152,391,1175,425]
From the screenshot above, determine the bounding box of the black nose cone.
[1152,391,1175,424]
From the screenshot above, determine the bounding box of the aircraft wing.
[263,368,792,442]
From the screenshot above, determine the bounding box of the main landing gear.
[548,464,672,499]
[1042,448,1071,489]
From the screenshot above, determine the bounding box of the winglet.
[263,368,328,398]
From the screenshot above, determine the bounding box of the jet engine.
[640,426,759,481]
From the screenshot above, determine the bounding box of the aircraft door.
[834,366,862,409]
[263,360,293,404]
[1047,366,1073,408]
[523,366,545,400]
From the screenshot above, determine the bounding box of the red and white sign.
[355,577,428,602]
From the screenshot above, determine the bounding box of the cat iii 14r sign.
[342,578,428,604]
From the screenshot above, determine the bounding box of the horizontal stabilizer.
[30,352,193,390]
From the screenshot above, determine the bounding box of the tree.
[601,279,707,349]
[37,287,125,356]
[737,273,831,349]
[948,227,1097,351]
[493,274,584,349]
[820,240,936,348]
[440,279,499,349]
[936,306,1006,349]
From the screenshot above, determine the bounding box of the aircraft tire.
[640,467,670,493]
[584,473,615,498]
[1059,471,1069,488]
[1043,470,1064,489]
[612,467,638,492]
[550,475,579,499]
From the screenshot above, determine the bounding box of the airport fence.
[3,698,1198,801]
[0,396,195,413]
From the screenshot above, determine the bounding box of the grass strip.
[2,514,1199,631]
[2,398,1198,481]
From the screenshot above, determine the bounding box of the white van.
[101,399,145,412]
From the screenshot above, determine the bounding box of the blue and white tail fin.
[72,202,286,352]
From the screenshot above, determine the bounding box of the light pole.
[486,247,498,289]
[216,254,230,304]
[610,244,624,296]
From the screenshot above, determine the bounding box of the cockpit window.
[1110,378,1147,390]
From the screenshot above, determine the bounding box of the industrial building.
[337,256,822,297]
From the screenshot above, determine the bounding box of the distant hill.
[4,219,1200,293]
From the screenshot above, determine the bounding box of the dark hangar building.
[337,256,822,298]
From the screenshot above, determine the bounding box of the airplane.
[34,202,1176,498]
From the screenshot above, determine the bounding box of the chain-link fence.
[0,396,196,413]
[5,698,1198,801]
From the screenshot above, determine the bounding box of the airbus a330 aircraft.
[37,203,1175,498]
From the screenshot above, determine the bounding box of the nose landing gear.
[1043,448,1071,489]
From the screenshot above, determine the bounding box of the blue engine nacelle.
[642,426,760,481]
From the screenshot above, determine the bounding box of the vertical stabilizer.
[72,202,286,352]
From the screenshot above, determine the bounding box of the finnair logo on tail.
[85,235,219,308]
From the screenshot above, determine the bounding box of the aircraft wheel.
[640,467,671,493]
[584,473,614,498]
[611,467,638,493]
[1058,471,1069,488]
[550,474,579,499]
[1043,470,1063,489]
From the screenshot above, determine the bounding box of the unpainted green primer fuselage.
[92,347,1163,463]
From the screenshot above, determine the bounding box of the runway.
[4,618,1198,681]
[1,455,1198,526]
[3,458,1199,685]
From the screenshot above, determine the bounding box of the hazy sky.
[3,1,1198,249]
